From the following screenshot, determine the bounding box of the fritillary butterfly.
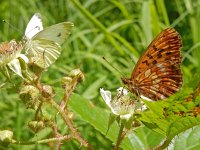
[122,28,182,101]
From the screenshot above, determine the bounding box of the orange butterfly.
[122,28,182,101]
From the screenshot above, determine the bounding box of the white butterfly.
[24,13,74,68]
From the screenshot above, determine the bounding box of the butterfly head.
[121,77,140,96]
[121,77,130,85]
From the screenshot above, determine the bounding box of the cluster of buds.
[19,85,41,109]
[28,117,54,133]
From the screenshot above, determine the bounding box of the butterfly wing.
[26,39,61,68]
[135,61,182,100]
[25,22,74,68]
[32,22,74,45]
[25,13,43,39]
[129,28,182,100]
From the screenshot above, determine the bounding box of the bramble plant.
[1,1,200,150]
[0,13,90,149]
[99,82,200,150]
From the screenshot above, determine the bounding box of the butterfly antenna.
[2,20,23,34]
[102,57,125,76]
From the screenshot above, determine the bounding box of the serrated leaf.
[127,127,164,150]
[138,100,169,135]
[137,86,200,149]
[172,125,200,150]
[167,116,200,141]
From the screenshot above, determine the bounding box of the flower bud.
[19,85,40,109]
[0,130,13,146]
[42,85,54,98]
[69,69,84,82]
[28,121,45,133]
[61,76,73,88]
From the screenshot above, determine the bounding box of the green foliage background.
[0,0,200,149]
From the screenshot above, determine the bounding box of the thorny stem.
[60,75,80,109]
[53,124,62,150]
[12,135,72,145]
[29,72,89,148]
[35,75,42,91]
[50,98,89,148]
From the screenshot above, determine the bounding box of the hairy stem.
[60,76,79,109]
[50,99,89,148]
[113,124,126,150]
[12,135,72,145]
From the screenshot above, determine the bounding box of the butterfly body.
[122,28,182,101]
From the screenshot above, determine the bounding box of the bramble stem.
[113,124,126,150]
[50,98,89,148]
[60,76,79,109]
[12,135,72,145]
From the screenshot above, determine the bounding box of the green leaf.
[107,113,118,133]
[70,94,158,149]
[137,87,200,149]
[0,65,11,80]
[128,127,164,150]
[172,125,200,150]
[69,94,133,149]
[138,100,169,135]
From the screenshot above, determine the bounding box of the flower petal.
[117,87,128,95]
[120,114,132,120]
[7,59,23,78]
[19,54,29,63]
[100,88,112,107]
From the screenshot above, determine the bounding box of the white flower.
[0,40,29,78]
[0,40,21,65]
[100,87,137,120]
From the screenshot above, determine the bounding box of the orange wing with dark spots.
[122,28,182,100]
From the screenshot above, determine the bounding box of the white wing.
[33,22,74,45]
[25,13,43,39]
[25,16,74,69]
[26,39,61,68]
